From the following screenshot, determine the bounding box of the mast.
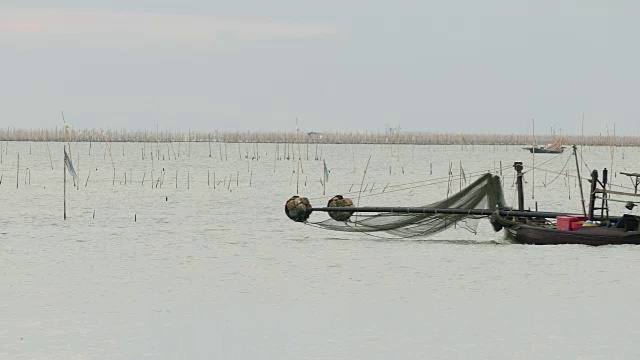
[601,168,609,221]
[588,169,598,221]
[573,145,587,216]
[514,162,524,211]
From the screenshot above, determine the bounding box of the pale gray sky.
[1,1,639,134]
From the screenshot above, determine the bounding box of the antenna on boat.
[581,113,585,174]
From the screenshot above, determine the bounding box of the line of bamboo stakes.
[2,127,638,215]
[2,128,640,147]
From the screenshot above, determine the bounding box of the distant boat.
[523,137,565,154]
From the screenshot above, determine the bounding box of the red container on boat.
[557,216,587,231]
[571,221,585,231]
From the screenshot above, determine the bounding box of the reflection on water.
[1,142,640,358]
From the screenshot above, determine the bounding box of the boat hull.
[504,224,640,246]
[522,147,565,154]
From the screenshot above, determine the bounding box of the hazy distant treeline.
[0,127,637,146]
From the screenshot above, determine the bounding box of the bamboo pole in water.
[151,150,154,190]
[532,119,535,200]
[63,146,66,220]
[46,139,53,169]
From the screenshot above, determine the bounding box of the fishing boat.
[522,146,565,154]
[522,137,565,154]
[284,146,639,245]
[491,215,640,245]
[488,163,640,245]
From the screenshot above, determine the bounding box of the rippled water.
[2,141,640,359]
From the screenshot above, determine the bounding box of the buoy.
[327,195,354,221]
[285,196,313,222]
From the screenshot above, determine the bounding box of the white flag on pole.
[64,147,78,180]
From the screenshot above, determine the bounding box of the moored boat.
[522,146,565,154]
[523,136,566,153]
[489,161,640,245]
[284,146,640,245]
[491,213,640,246]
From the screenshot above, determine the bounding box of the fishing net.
[310,173,507,239]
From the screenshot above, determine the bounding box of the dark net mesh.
[310,174,507,239]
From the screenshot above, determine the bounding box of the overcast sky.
[1,1,639,135]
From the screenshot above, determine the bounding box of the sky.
[1,1,640,135]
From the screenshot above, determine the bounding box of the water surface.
[1,142,639,359]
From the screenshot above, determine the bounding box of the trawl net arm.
[284,173,607,239]
[285,174,509,238]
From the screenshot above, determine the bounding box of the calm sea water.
[1,141,640,359]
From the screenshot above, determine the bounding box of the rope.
[308,164,512,202]
[522,150,568,174]
[539,152,573,186]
